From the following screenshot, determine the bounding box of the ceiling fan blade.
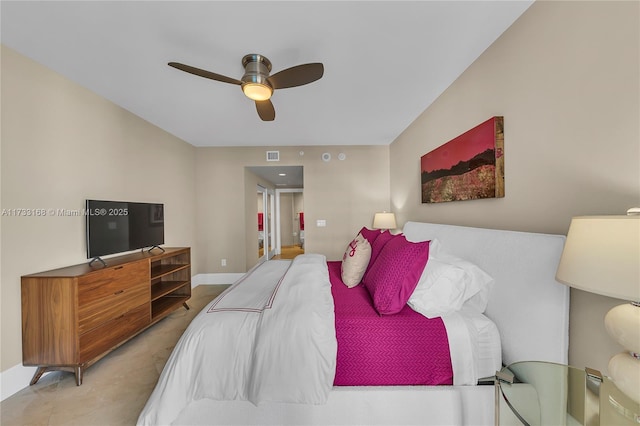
[168,62,242,85]
[255,100,275,121]
[268,63,324,89]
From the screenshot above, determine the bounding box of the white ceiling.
[1,1,532,148]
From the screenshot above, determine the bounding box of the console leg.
[74,366,83,386]
[183,302,190,310]
[30,367,48,385]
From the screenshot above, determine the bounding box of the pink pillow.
[359,227,381,246]
[367,230,397,268]
[363,236,430,315]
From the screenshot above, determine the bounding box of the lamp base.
[605,303,640,354]
[605,302,640,403]
[608,352,640,404]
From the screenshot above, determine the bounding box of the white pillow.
[407,258,467,318]
[408,239,494,318]
[341,233,371,287]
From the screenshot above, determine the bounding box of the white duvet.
[137,254,337,426]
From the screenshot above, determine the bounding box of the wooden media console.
[21,247,191,386]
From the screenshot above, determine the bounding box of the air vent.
[266,151,280,162]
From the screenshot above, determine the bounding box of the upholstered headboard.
[402,221,569,366]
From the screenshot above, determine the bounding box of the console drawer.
[78,282,149,334]
[78,260,148,304]
[79,303,149,362]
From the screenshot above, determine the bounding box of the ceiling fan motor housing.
[241,54,273,90]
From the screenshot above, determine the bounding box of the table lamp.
[372,212,397,231]
[555,211,640,403]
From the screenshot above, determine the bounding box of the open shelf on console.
[150,248,191,322]
[151,280,190,301]
[151,263,190,280]
[152,295,190,321]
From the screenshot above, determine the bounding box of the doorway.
[248,166,304,261]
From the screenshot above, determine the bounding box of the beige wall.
[196,145,390,273]
[389,1,639,374]
[1,46,197,372]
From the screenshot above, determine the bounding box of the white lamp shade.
[555,215,640,301]
[372,212,397,230]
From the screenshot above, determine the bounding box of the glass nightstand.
[495,361,639,426]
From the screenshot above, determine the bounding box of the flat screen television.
[86,199,164,260]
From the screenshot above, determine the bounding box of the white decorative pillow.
[408,239,494,318]
[341,233,372,288]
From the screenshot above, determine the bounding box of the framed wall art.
[420,116,504,203]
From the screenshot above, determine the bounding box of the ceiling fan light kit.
[168,53,323,121]
[242,83,273,101]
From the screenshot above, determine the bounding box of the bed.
[138,221,569,426]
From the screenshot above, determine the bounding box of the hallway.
[272,245,304,260]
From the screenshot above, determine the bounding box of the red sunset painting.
[421,117,504,203]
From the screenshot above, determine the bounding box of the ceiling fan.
[168,54,324,121]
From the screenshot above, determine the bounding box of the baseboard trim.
[191,272,243,287]
[1,364,39,401]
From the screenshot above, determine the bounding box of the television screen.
[86,200,164,258]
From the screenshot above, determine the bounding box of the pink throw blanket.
[328,261,453,386]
